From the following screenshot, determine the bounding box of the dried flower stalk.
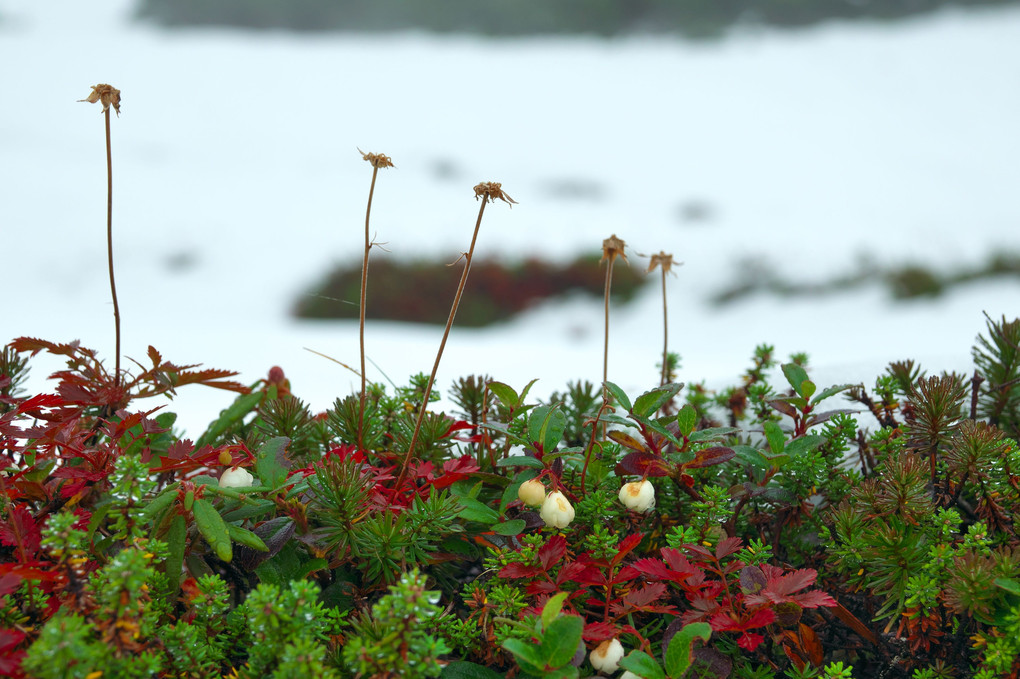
[356,149,393,449]
[80,84,122,386]
[394,182,515,492]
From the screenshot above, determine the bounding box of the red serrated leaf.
[613,565,641,585]
[147,345,162,367]
[498,563,542,579]
[15,394,64,415]
[559,560,603,587]
[611,532,644,566]
[714,536,744,560]
[8,337,69,357]
[686,446,736,469]
[0,506,41,559]
[616,451,669,477]
[738,632,766,652]
[539,533,567,571]
[582,621,620,642]
[623,581,668,608]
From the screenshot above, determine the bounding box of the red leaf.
[737,632,766,652]
[582,621,620,642]
[686,446,736,469]
[498,563,541,579]
[15,394,64,415]
[538,534,567,571]
[0,506,41,558]
[632,556,696,584]
[559,561,602,586]
[607,430,650,453]
[714,537,744,561]
[0,629,26,653]
[800,623,824,666]
[623,581,668,608]
[616,451,669,477]
[611,532,644,566]
[0,576,21,597]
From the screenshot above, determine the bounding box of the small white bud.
[518,478,547,507]
[589,637,625,673]
[620,673,641,679]
[618,479,655,512]
[540,491,575,529]
[219,467,254,489]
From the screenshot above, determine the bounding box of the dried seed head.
[359,148,394,169]
[79,84,121,116]
[646,251,680,276]
[473,182,517,207]
[601,234,627,265]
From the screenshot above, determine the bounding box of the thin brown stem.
[602,259,615,394]
[660,269,668,387]
[395,199,488,492]
[358,166,380,450]
[105,108,121,388]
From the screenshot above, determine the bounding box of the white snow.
[2,1,1018,436]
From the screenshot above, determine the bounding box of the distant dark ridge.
[294,254,649,327]
[136,0,1019,38]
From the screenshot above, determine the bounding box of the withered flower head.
[79,84,121,116]
[359,148,394,169]
[646,251,680,276]
[601,234,627,265]
[473,182,517,207]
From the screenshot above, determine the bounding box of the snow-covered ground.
[2,0,1018,436]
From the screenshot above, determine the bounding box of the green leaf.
[763,421,786,455]
[518,378,540,404]
[256,436,290,490]
[604,381,632,412]
[782,363,811,398]
[220,498,276,522]
[164,514,187,596]
[784,434,826,457]
[441,661,505,679]
[801,379,816,400]
[457,497,500,524]
[810,383,856,405]
[528,405,566,452]
[226,523,269,552]
[632,383,683,418]
[664,622,712,678]
[539,615,583,667]
[599,414,635,428]
[488,381,520,408]
[502,639,546,675]
[639,416,685,451]
[541,591,570,631]
[493,519,526,536]
[618,650,666,679]
[687,426,741,443]
[676,404,697,438]
[496,456,545,469]
[540,667,578,679]
[732,444,769,469]
[139,484,179,524]
[994,577,1020,596]
[193,391,262,450]
[193,497,232,562]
